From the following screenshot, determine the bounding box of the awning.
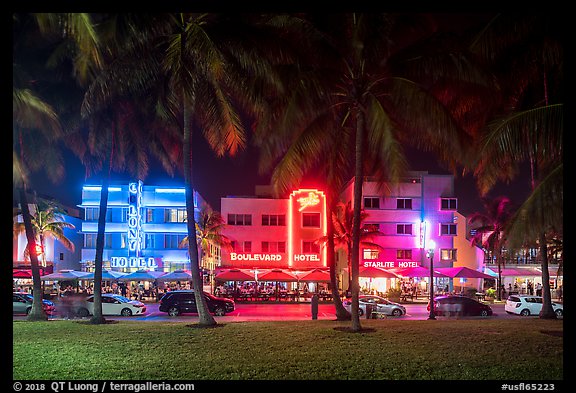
[41,270,92,281]
[258,269,299,282]
[487,267,542,277]
[82,270,127,281]
[358,266,399,278]
[118,270,166,281]
[296,269,331,282]
[390,266,448,278]
[13,269,33,279]
[435,266,493,279]
[214,269,256,282]
[156,270,193,282]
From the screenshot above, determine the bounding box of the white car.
[505,295,563,317]
[343,295,406,317]
[75,294,147,317]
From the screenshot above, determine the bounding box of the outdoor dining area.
[213,268,334,303]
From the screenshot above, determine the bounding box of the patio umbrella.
[119,269,166,282]
[41,270,91,281]
[297,269,331,283]
[258,269,298,282]
[156,270,193,282]
[214,269,255,282]
[358,266,399,278]
[13,269,33,279]
[82,270,127,281]
[391,266,448,278]
[434,267,493,279]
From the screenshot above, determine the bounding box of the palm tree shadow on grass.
[333,326,376,334]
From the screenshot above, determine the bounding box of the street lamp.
[427,240,436,320]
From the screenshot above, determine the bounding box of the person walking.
[556,285,563,302]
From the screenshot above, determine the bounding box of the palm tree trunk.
[350,107,365,332]
[19,187,47,321]
[327,200,351,320]
[182,103,216,327]
[91,125,114,324]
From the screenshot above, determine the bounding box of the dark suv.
[428,295,493,317]
[159,290,235,316]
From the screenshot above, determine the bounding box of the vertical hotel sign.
[128,181,143,256]
[288,189,327,267]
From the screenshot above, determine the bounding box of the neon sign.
[230,253,283,262]
[297,192,320,212]
[110,256,158,269]
[294,254,320,262]
[363,261,419,268]
[127,181,143,254]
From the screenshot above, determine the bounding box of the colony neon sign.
[128,181,143,254]
[110,256,158,269]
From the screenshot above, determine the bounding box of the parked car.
[159,290,235,316]
[13,292,56,316]
[428,295,493,317]
[74,294,146,317]
[505,295,563,317]
[342,295,406,317]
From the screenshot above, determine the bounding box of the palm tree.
[470,14,563,318]
[14,199,76,268]
[468,196,514,300]
[178,202,233,272]
[256,13,493,331]
[318,202,385,288]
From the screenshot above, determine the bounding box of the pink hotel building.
[220,171,462,293]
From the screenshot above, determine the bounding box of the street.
[13,301,532,322]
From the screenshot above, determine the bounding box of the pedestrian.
[508,283,513,294]
[556,285,563,301]
[536,282,542,297]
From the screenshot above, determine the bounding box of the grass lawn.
[13,318,563,380]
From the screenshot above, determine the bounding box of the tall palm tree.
[178,202,233,268]
[470,14,563,318]
[256,13,494,331]
[468,196,514,300]
[318,202,385,288]
[14,199,76,268]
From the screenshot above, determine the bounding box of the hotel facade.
[79,181,220,277]
[219,172,470,294]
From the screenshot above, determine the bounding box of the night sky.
[24,12,533,217]
[29,131,532,217]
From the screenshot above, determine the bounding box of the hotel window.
[397,249,412,259]
[242,241,252,252]
[145,208,154,223]
[397,198,412,209]
[362,223,380,233]
[84,234,97,248]
[85,207,112,221]
[303,241,320,254]
[302,212,321,227]
[397,224,413,235]
[441,198,457,210]
[262,214,286,226]
[164,208,187,223]
[364,197,380,209]
[440,223,457,235]
[363,249,379,260]
[228,213,252,226]
[262,241,286,253]
[164,234,186,248]
[144,234,155,249]
[441,249,457,261]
